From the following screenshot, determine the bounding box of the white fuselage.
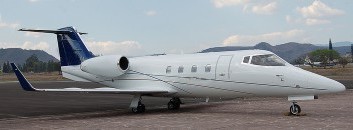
[61,50,345,98]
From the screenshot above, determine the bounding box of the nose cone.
[322,78,346,93]
[308,72,346,93]
[289,67,346,94]
[328,80,346,93]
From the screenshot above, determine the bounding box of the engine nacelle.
[80,55,129,77]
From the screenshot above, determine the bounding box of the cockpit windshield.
[250,54,286,66]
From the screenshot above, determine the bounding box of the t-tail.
[18,26,94,66]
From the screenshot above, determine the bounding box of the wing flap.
[10,63,168,94]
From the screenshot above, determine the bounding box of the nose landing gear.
[289,102,301,115]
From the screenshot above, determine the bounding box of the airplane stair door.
[215,55,233,80]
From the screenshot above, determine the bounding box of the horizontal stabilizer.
[19,26,93,66]
[18,28,87,35]
[10,63,168,94]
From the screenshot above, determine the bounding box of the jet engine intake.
[80,55,129,77]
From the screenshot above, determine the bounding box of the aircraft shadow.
[58,103,284,120]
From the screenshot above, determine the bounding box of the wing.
[10,63,168,94]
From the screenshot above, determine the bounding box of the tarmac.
[0,81,352,129]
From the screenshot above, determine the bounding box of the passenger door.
[215,55,233,80]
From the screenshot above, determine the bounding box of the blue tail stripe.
[18,26,94,66]
[57,27,94,66]
[10,63,36,91]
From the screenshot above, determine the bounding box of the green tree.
[53,62,62,74]
[25,54,40,72]
[6,61,12,73]
[2,62,7,73]
[329,38,333,50]
[18,55,61,73]
[22,63,28,72]
[33,61,48,73]
[47,60,55,72]
[2,61,12,73]
[309,49,340,69]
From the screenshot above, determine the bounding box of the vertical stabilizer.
[19,26,94,66]
[56,27,94,66]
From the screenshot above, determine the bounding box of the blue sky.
[0,0,352,58]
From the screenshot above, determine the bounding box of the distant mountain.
[333,41,353,47]
[0,48,58,65]
[315,41,353,47]
[200,42,351,63]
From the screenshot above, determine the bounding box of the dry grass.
[0,72,68,81]
[301,63,353,80]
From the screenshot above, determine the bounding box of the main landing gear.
[130,96,182,113]
[131,101,145,113]
[130,95,145,113]
[167,97,181,110]
[289,102,301,115]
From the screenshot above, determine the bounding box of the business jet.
[12,26,345,115]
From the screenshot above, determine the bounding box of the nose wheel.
[167,97,181,110]
[289,102,301,115]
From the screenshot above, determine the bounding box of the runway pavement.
[0,81,352,129]
[0,81,174,119]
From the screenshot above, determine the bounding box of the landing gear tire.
[132,101,145,113]
[167,97,181,110]
[289,103,301,115]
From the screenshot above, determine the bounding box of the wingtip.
[10,63,18,71]
[10,63,37,91]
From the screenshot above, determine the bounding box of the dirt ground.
[0,72,66,81]
[302,64,353,80]
[0,90,352,130]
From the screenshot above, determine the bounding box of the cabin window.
[166,66,172,73]
[205,64,211,72]
[191,65,197,73]
[250,54,285,66]
[178,66,184,73]
[243,56,250,63]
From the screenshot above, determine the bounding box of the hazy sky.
[0,0,352,58]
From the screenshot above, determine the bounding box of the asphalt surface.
[0,81,176,119]
[0,81,352,129]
